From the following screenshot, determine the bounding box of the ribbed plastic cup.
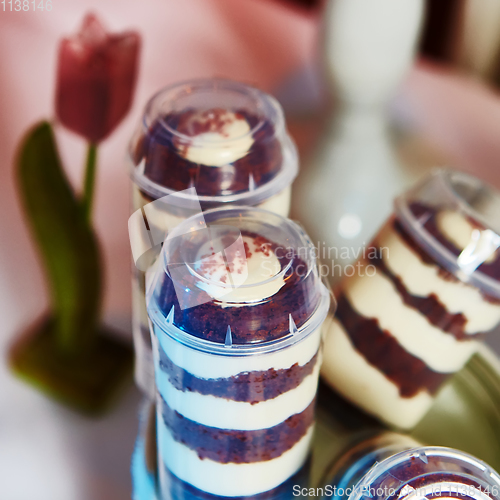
[128,79,299,397]
[147,206,332,499]
[322,169,500,429]
[318,433,420,500]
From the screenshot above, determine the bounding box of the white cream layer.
[194,234,285,303]
[344,263,479,373]
[321,317,433,430]
[180,110,254,167]
[155,323,322,379]
[133,185,188,236]
[380,225,500,334]
[158,422,313,497]
[132,185,292,245]
[156,357,320,430]
[258,185,291,217]
[437,210,498,264]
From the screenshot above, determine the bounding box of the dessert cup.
[319,433,421,500]
[128,79,298,397]
[322,169,500,429]
[146,206,332,499]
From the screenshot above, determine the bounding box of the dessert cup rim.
[438,169,500,235]
[146,206,332,354]
[349,446,500,500]
[128,134,298,208]
[163,205,310,291]
[143,78,285,143]
[147,283,330,355]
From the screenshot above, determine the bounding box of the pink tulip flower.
[55,13,140,143]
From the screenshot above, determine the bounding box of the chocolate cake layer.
[368,244,475,341]
[158,342,319,403]
[160,396,315,463]
[161,456,311,500]
[156,231,320,344]
[335,294,449,398]
[134,109,283,197]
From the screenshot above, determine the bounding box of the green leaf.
[17,122,101,353]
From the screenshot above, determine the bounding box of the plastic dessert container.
[321,433,422,500]
[146,206,332,499]
[128,79,299,397]
[131,346,500,500]
[322,169,500,429]
[345,445,500,500]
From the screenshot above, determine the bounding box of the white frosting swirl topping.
[177,109,254,167]
[194,234,284,304]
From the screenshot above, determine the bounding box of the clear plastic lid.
[349,446,500,500]
[395,169,500,300]
[129,79,298,210]
[322,433,421,499]
[146,206,332,354]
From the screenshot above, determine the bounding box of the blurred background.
[1,0,500,498]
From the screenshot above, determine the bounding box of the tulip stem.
[82,143,97,223]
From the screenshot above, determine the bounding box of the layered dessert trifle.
[347,445,500,500]
[128,79,298,397]
[322,169,500,429]
[146,207,332,499]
